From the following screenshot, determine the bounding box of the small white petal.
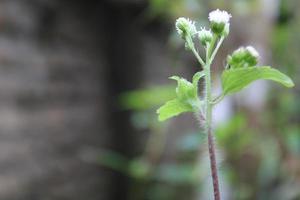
[209,9,232,24]
[246,46,259,58]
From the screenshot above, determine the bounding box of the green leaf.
[222,66,294,96]
[157,98,193,121]
[169,76,196,101]
[157,73,204,121]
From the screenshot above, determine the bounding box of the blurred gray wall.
[0,0,154,199]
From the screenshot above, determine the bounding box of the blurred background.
[0,0,298,199]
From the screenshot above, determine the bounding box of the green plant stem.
[208,34,218,58]
[204,63,220,200]
[210,36,225,63]
[191,47,205,67]
[205,38,221,200]
[193,37,222,199]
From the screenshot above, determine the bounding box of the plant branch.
[186,34,206,66]
[210,36,225,64]
[191,47,205,67]
[208,34,218,58]
[206,43,210,64]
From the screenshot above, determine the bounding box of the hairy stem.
[192,36,221,200]
[208,127,220,200]
[204,40,221,200]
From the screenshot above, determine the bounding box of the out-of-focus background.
[0,0,298,199]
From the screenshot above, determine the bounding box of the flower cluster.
[175,9,232,50]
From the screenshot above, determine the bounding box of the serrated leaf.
[222,66,294,95]
[157,98,193,121]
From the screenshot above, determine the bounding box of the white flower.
[175,17,197,38]
[208,9,232,35]
[198,28,213,45]
[208,9,231,24]
[246,46,259,58]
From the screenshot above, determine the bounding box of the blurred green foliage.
[120,85,176,111]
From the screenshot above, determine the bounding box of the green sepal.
[210,22,225,35]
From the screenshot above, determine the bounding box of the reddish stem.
[208,128,220,200]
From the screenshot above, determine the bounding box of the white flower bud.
[175,17,197,38]
[246,46,259,59]
[198,28,213,45]
[209,9,231,24]
[228,46,259,68]
[208,9,231,35]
